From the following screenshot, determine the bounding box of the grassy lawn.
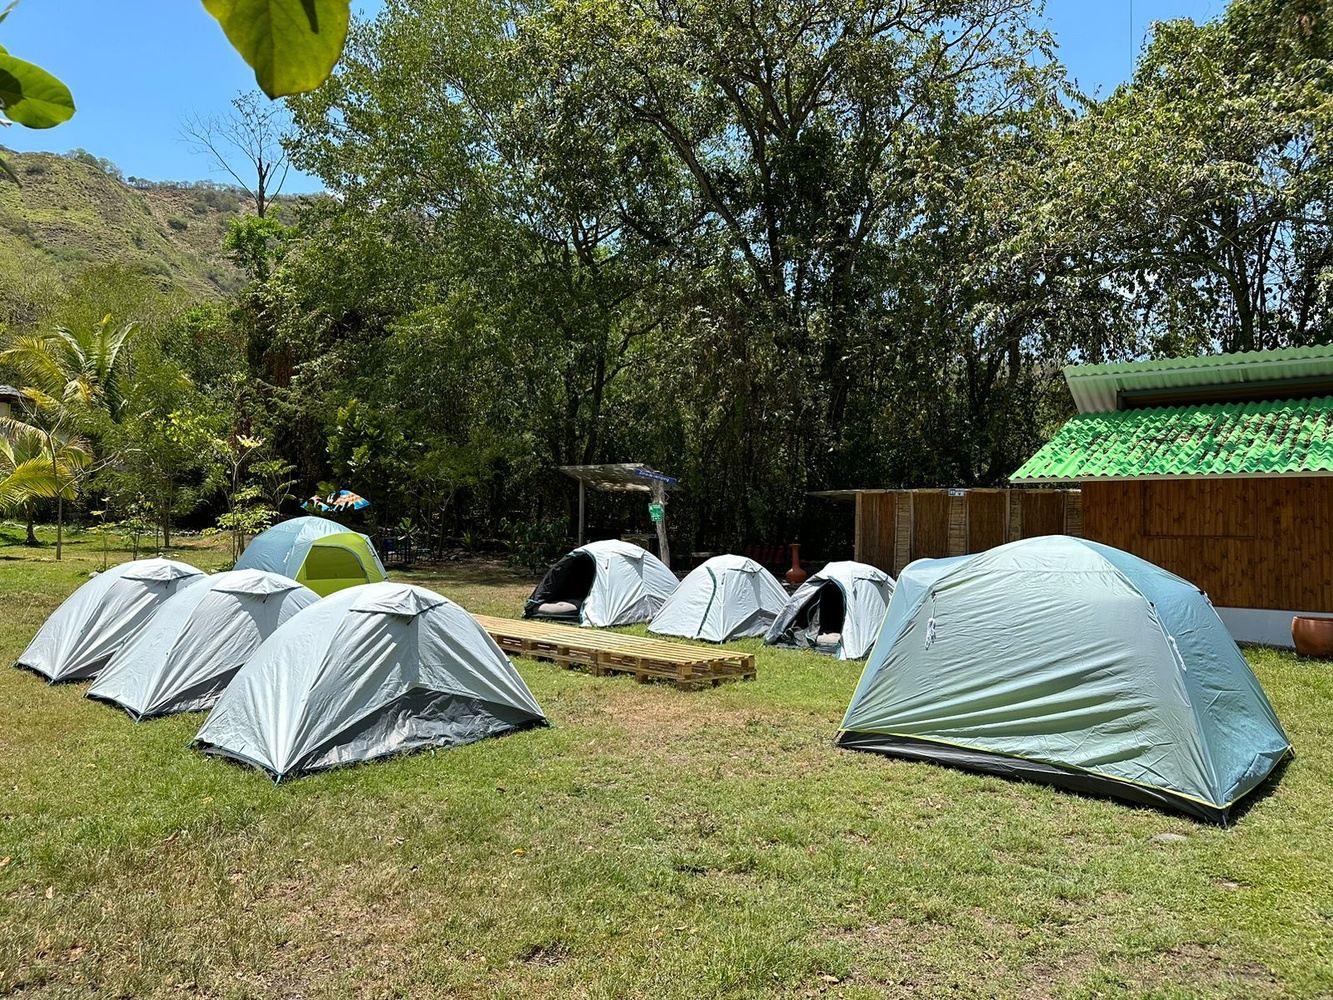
[1,526,1331,999]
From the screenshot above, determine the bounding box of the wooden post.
[577,480,586,545]
[653,482,671,569]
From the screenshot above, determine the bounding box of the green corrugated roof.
[1012,396,1333,482]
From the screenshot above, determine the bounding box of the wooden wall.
[850,489,1082,576]
[1081,478,1333,611]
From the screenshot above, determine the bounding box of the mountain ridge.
[0,148,250,316]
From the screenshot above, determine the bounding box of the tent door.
[302,544,371,596]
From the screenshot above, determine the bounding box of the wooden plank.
[474,615,757,690]
[854,491,897,574]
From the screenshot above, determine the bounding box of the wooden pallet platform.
[474,615,757,690]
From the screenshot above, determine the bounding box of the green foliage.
[223,212,294,281]
[202,0,351,98]
[501,515,569,573]
[0,44,75,128]
[1029,0,1333,352]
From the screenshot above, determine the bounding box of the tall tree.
[1032,0,1333,353]
[183,91,292,218]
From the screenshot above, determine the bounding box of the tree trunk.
[25,508,36,546]
[56,494,63,561]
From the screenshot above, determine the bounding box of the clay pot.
[1292,616,1333,658]
[785,543,808,586]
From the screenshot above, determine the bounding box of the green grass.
[1,525,1331,998]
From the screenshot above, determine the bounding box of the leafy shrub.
[167,218,188,232]
[502,517,568,574]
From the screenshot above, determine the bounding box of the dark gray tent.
[195,582,547,780]
[16,558,205,683]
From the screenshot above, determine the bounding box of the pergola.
[559,463,679,567]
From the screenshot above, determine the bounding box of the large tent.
[235,516,386,596]
[649,554,787,642]
[15,558,205,683]
[837,536,1293,822]
[524,539,678,627]
[87,570,319,719]
[195,582,547,780]
[764,561,894,660]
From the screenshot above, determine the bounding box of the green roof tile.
[1011,397,1333,482]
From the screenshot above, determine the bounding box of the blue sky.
[2,0,1225,194]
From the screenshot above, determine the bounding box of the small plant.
[117,497,152,559]
[502,517,567,574]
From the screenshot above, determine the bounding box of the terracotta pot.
[1292,616,1333,658]
[785,543,808,586]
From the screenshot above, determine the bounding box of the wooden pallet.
[474,615,757,690]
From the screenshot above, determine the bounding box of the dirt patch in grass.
[518,941,571,967]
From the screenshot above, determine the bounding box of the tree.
[0,416,89,529]
[1030,0,1333,353]
[184,91,292,218]
[0,315,138,558]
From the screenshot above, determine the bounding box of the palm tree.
[0,315,137,558]
[0,315,137,420]
[0,417,90,529]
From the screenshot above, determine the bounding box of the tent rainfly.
[87,570,319,719]
[524,539,679,627]
[15,558,206,683]
[649,554,787,642]
[194,582,547,780]
[235,516,386,597]
[837,536,1293,823]
[764,561,894,660]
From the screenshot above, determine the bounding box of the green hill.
[0,148,247,310]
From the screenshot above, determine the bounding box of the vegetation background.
[0,0,1329,561]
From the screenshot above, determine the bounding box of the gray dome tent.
[649,554,787,642]
[764,561,894,660]
[525,539,678,627]
[837,536,1293,823]
[195,582,547,780]
[87,570,319,719]
[16,558,205,683]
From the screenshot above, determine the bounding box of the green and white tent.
[195,582,546,780]
[235,516,386,597]
[87,570,319,719]
[16,558,206,683]
[649,554,787,642]
[838,536,1292,822]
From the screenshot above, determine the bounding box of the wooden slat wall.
[911,491,951,563]
[853,492,897,574]
[967,491,1008,552]
[1020,491,1067,538]
[848,488,1082,576]
[1082,478,1333,611]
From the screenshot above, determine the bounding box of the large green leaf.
[0,45,75,128]
[202,0,350,98]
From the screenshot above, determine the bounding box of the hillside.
[0,148,248,305]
